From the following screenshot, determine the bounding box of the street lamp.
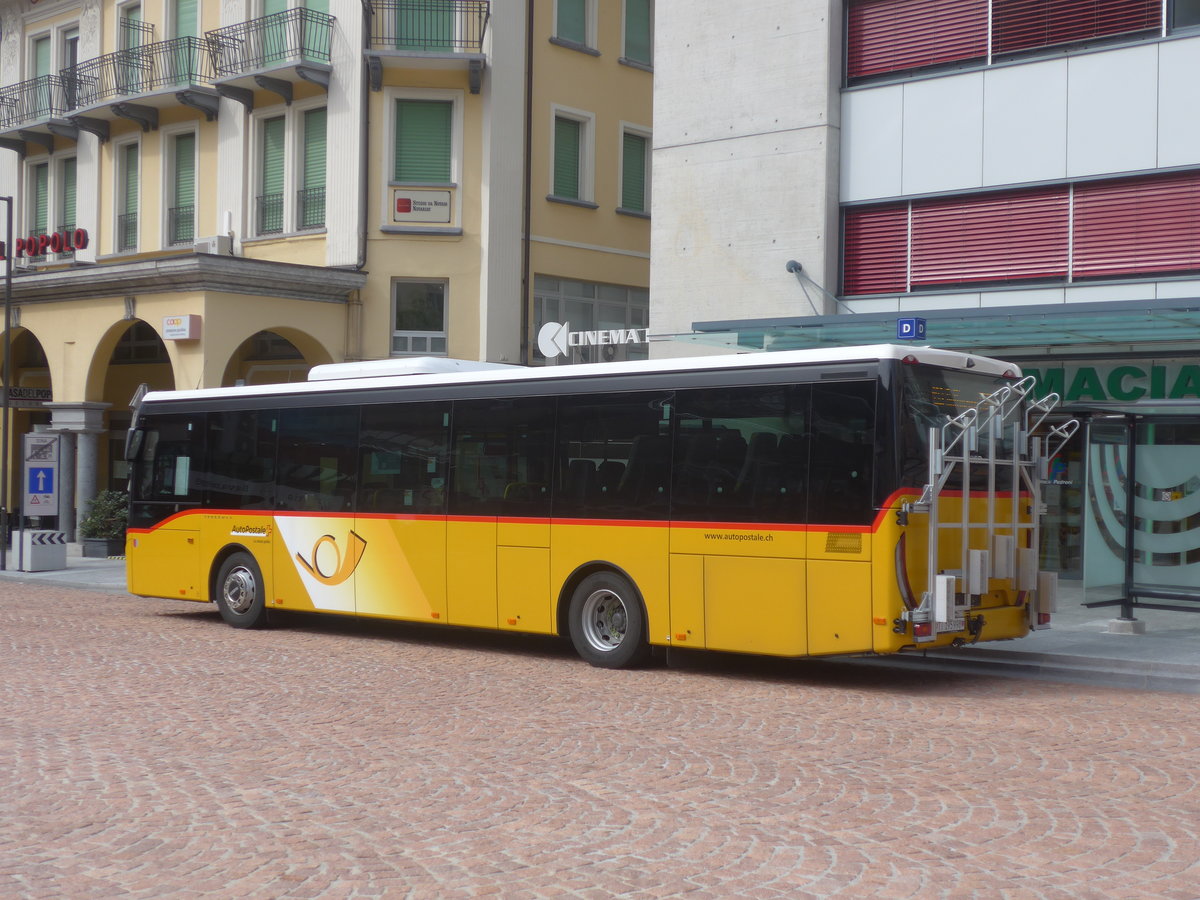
[1,195,12,572]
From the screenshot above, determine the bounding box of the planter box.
[83,536,126,558]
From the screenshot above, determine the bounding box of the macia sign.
[537,320,649,359]
[0,227,90,260]
[1025,361,1200,402]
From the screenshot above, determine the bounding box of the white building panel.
[983,60,1068,187]
[901,73,984,196]
[1066,45,1158,178]
[840,85,903,201]
[1157,37,1200,169]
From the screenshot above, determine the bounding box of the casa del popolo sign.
[1025,360,1200,403]
[0,227,90,260]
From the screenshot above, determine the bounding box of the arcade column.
[43,402,111,542]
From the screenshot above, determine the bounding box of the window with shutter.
[992,0,1160,55]
[30,163,49,240]
[300,107,327,229]
[394,0,454,51]
[557,0,588,45]
[59,157,77,257]
[910,187,1070,287]
[394,100,452,183]
[259,116,285,234]
[553,116,581,200]
[171,133,196,245]
[842,205,908,295]
[621,132,648,212]
[120,143,139,251]
[624,0,653,64]
[847,0,987,80]
[1074,172,1200,279]
[173,0,197,38]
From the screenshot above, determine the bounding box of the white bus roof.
[139,345,1020,407]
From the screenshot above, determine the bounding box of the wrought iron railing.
[207,9,334,78]
[367,0,489,52]
[62,36,214,109]
[256,193,284,235]
[118,213,138,252]
[0,76,70,129]
[168,206,195,246]
[297,187,325,230]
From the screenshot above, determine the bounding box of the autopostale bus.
[124,346,1071,668]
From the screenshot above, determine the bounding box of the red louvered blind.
[847,0,988,80]
[992,0,1160,55]
[843,205,908,295]
[910,188,1070,287]
[1073,172,1200,278]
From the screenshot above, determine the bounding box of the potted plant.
[79,490,130,558]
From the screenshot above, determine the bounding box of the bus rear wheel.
[215,552,269,629]
[568,571,650,669]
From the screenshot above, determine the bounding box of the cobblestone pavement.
[3,585,1199,900]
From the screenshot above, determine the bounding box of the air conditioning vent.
[193,235,233,256]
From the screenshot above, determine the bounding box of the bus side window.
[206,410,277,510]
[808,381,876,526]
[128,413,206,528]
[555,392,673,520]
[277,407,359,512]
[449,398,553,518]
[359,402,450,514]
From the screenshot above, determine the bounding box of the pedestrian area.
[2,546,1197,693]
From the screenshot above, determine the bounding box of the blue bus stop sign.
[897,317,927,340]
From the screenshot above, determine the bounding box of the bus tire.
[215,552,269,629]
[568,571,650,669]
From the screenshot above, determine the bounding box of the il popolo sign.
[0,228,90,260]
[1024,361,1200,403]
[537,321,649,359]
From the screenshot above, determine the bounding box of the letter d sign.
[896,317,927,341]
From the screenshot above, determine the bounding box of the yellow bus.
[125,345,1074,668]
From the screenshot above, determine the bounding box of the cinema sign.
[0,227,90,260]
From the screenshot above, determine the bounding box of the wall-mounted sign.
[163,315,201,341]
[537,321,649,359]
[6,386,52,408]
[1024,360,1200,403]
[0,227,89,260]
[392,189,452,224]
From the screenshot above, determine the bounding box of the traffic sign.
[23,435,60,517]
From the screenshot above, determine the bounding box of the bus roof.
[138,345,1020,408]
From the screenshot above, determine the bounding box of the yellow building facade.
[0,0,652,537]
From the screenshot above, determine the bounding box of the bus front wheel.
[215,552,269,629]
[568,571,650,669]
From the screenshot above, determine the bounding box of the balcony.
[206,9,334,106]
[365,0,489,93]
[62,36,218,136]
[0,76,77,152]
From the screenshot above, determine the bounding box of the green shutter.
[553,117,580,199]
[124,144,139,216]
[395,0,454,51]
[304,0,329,13]
[174,133,195,208]
[60,157,77,228]
[262,116,285,195]
[625,0,652,64]
[264,0,288,14]
[303,107,326,190]
[32,163,48,235]
[621,132,647,211]
[394,100,452,183]
[174,0,198,38]
[557,0,587,44]
[34,37,51,77]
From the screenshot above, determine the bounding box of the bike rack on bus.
[903,377,1079,643]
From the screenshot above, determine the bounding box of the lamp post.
[1,195,12,572]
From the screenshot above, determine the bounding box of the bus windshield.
[899,365,1015,487]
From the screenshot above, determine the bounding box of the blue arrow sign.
[29,467,54,495]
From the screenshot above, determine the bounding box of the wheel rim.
[580,588,628,654]
[223,565,257,615]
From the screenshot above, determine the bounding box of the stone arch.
[0,327,54,522]
[219,327,335,387]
